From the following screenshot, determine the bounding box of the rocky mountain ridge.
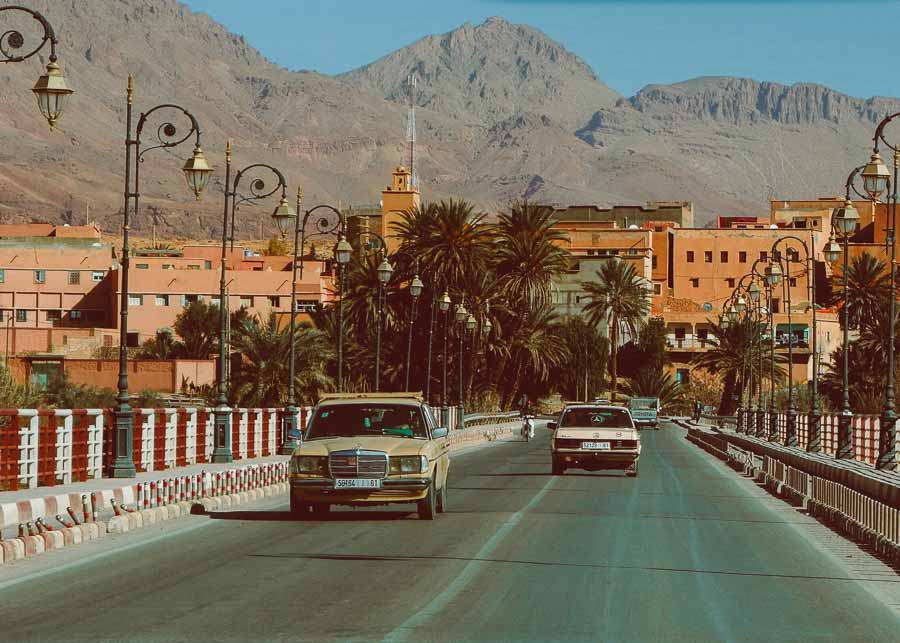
[0,1,896,238]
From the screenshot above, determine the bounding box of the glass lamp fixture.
[270,196,296,236]
[182,145,213,199]
[32,61,73,129]
[862,151,890,200]
[334,237,352,265]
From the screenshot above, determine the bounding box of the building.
[551,201,694,228]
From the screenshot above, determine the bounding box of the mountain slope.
[0,2,897,238]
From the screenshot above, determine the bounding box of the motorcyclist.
[522,413,535,441]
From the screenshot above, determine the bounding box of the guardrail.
[0,407,313,491]
[761,454,900,554]
[735,410,886,467]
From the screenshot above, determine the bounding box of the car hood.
[556,428,638,441]
[292,437,428,457]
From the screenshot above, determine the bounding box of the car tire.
[311,503,330,518]
[436,483,448,513]
[418,481,437,520]
[290,494,307,518]
[552,458,565,476]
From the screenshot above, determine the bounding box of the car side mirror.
[547,421,557,430]
[432,426,449,439]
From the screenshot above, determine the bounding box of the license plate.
[334,478,381,489]
[582,441,611,450]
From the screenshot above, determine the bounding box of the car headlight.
[290,456,327,476]
[389,455,428,474]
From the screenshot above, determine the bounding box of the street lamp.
[866,113,899,470]
[112,76,211,478]
[831,168,866,459]
[211,141,289,462]
[0,6,74,129]
[391,253,424,392]
[767,234,819,450]
[366,233,393,391]
[439,291,451,421]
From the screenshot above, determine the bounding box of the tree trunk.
[610,318,618,403]
[718,370,738,415]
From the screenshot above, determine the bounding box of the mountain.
[0,1,897,239]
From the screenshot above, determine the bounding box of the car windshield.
[630,398,657,409]
[305,404,428,440]
[560,408,634,429]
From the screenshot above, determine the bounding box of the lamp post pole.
[0,5,75,129]
[364,233,392,392]
[425,294,436,403]
[455,300,468,431]
[862,118,900,469]
[439,292,450,422]
[112,78,212,478]
[215,145,290,462]
[390,253,423,392]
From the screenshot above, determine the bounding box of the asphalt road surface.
[2,422,899,641]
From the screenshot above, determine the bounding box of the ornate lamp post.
[439,291,451,421]
[210,141,289,463]
[111,77,213,477]
[766,234,819,449]
[0,6,74,129]
[824,168,864,459]
[389,253,424,392]
[862,119,898,470]
[362,233,393,391]
[752,260,779,442]
[271,194,350,451]
[455,300,468,430]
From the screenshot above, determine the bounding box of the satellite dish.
[379,199,383,208]
[702,302,713,312]
[629,224,639,229]
[769,224,778,229]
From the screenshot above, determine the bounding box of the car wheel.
[552,458,565,476]
[290,494,307,517]
[311,503,330,518]
[436,483,448,513]
[418,481,437,520]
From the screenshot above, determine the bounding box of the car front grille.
[329,450,388,479]
[555,438,638,450]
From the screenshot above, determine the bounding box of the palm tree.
[625,370,684,410]
[497,304,568,408]
[492,201,570,310]
[230,313,333,407]
[582,259,651,402]
[553,316,609,401]
[692,318,783,414]
[137,329,177,359]
[830,251,889,332]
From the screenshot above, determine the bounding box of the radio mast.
[405,71,417,189]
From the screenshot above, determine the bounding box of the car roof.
[317,397,422,408]
[562,404,630,412]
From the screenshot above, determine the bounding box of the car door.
[425,405,450,488]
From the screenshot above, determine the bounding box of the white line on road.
[384,473,558,641]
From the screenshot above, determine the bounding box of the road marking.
[384,474,557,641]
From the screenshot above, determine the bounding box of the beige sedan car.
[289,393,450,520]
[548,404,641,477]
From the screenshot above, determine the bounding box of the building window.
[34,270,46,284]
[690,278,699,288]
[126,332,140,348]
[788,249,799,262]
[704,251,713,263]
[269,296,280,307]
[0,268,4,283]
[210,296,221,306]
[772,250,781,262]
[181,294,200,306]
[652,256,658,269]
[204,260,212,270]
[136,263,149,270]
[70,310,82,320]
[675,328,686,340]
[720,251,728,263]
[789,277,797,287]
[0,310,4,322]
[739,251,747,263]
[240,296,253,308]
[675,369,691,384]
[296,300,317,313]
[759,251,768,262]
[92,271,105,282]
[653,283,661,295]
[771,298,780,314]
[686,251,695,263]
[698,328,709,341]
[15,310,27,323]
[46,310,61,322]
[155,295,169,306]
[128,294,143,306]
[187,265,200,271]
[68,271,80,285]
[727,278,735,288]
[162,264,173,270]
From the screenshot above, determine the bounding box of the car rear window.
[559,408,634,429]
[629,398,657,410]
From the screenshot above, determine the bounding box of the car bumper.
[290,477,432,505]
[552,449,640,470]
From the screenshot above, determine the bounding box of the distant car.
[592,398,610,405]
[628,397,660,430]
[288,393,450,520]
[548,404,641,477]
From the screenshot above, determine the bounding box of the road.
[1,422,899,641]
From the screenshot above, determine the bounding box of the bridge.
[0,419,898,640]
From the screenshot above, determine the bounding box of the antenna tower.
[406,71,417,189]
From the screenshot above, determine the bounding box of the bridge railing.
[734,409,886,467]
[0,406,314,492]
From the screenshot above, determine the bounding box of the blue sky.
[183,0,900,99]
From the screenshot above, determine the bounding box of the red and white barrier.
[0,406,311,490]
